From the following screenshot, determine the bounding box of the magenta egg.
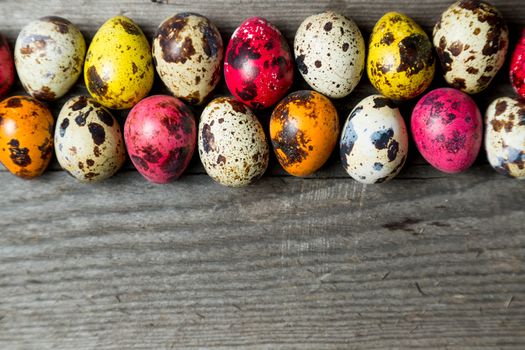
[224,17,294,109]
[411,88,482,173]
[124,95,196,183]
[0,34,15,98]
[510,28,525,100]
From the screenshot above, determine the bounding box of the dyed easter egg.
[85,16,154,109]
[411,88,482,173]
[510,29,525,100]
[14,16,85,100]
[485,97,525,179]
[270,90,339,176]
[55,96,126,182]
[153,13,224,105]
[0,96,54,178]
[433,0,508,94]
[124,95,196,183]
[224,17,294,109]
[340,95,408,184]
[367,12,435,100]
[0,34,15,98]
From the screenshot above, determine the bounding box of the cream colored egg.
[433,0,508,94]
[55,96,126,182]
[14,16,85,100]
[294,11,365,98]
[198,97,269,187]
[340,95,408,184]
[485,97,525,179]
[153,13,224,105]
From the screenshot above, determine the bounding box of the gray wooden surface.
[1,1,524,349]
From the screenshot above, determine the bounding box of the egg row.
[0,87,523,185]
[0,1,520,109]
[0,1,523,185]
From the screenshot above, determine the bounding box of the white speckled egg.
[294,11,365,98]
[55,96,126,182]
[340,95,408,184]
[198,97,269,187]
[15,16,86,101]
[152,13,224,105]
[485,97,525,179]
[433,0,508,94]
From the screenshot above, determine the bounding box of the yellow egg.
[84,16,154,109]
[367,12,435,100]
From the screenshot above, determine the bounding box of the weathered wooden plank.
[0,169,524,348]
[1,0,525,349]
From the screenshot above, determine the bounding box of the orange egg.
[0,96,54,178]
[270,90,339,176]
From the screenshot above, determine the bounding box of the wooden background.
[1,0,524,348]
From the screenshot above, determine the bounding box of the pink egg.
[124,95,196,183]
[224,17,294,109]
[510,28,525,100]
[0,34,15,98]
[411,88,482,173]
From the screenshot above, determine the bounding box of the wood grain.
[1,0,524,349]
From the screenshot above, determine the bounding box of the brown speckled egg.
[294,11,365,98]
[0,96,54,179]
[433,0,508,94]
[153,13,224,105]
[55,96,126,182]
[14,16,86,101]
[198,97,269,187]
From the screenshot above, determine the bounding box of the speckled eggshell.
[340,95,408,184]
[294,11,365,98]
[510,29,525,100]
[0,96,54,179]
[270,90,339,176]
[55,96,126,182]
[367,12,435,100]
[125,95,196,184]
[433,0,508,94]
[411,88,482,173]
[0,34,15,98]
[198,97,269,187]
[14,16,86,101]
[485,97,525,179]
[224,17,294,109]
[84,16,154,109]
[153,13,224,105]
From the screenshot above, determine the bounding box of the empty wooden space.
[0,0,524,349]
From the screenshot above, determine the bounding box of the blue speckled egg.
[340,95,408,184]
[485,97,525,179]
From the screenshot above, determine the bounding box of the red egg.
[411,88,482,173]
[224,17,294,109]
[510,28,525,99]
[0,34,15,98]
[124,95,196,184]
